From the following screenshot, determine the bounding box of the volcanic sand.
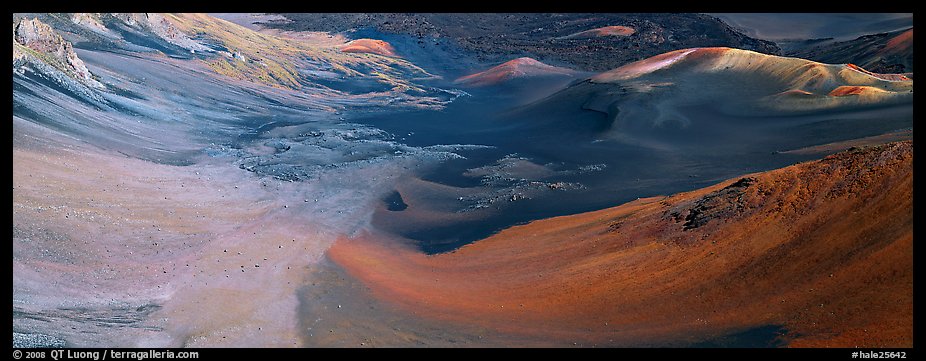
[13,117,352,347]
[329,141,913,347]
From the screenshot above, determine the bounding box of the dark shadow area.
[690,325,789,348]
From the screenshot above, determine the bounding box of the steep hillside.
[12,17,105,103]
[787,28,913,74]
[265,13,780,72]
[13,13,440,95]
[330,141,913,347]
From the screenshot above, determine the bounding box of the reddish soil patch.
[828,85,867,96]
[594,25,635,37]
[455,57,574,87]
[775,89,815,97]
[883,29,913,54]
[340,39,397,57]
[330,142,913,347]
[566,25,636,38]
[681,47,731,62]
[845,63,910,81]
[592,48,699,82]
[827,85,889,97]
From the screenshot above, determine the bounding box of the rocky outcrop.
[70,13,114,37]
[669,177,757,231]
[13,17,101,88]
[109,13,208,53]
[12,17,106,106]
